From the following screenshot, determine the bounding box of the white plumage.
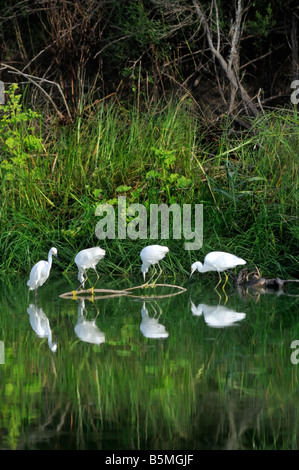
[140,302,169,339]
[191,301,246,328]
[27,303,57,351]
[190,251,246,288]
[75,246,106,290]
[74,300,105,345]
[140,244,169,283]
[27,247,58,297]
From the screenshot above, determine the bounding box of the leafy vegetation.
[0,86,298,278]
[0,2,298,453]
[0,1,298,278]
[0,0,297,118]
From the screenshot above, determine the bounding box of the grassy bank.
[0,86,298,279]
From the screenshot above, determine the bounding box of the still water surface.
[0,274,299,450]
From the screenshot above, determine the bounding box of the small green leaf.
[176,176,192,188]
[93,188,103,198]
[168,173,179,183]
[146,170,161,179]
[116,184,132,193]
[5,137,16,149]
[24,135,43,151]
[107,198,118,206]
[164,155,176,166]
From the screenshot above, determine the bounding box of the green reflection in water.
[0,274,299,450]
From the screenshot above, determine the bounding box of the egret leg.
[214,272,222,290]
[93,307,100,321]
[77,276,87,291]
[76,268,88,291]
[215,288,222,302]
[151,263,163,286]
[142,265,157,287]
[90,288,95,298]
[90,268,100,289]
[156,302,163,321]
[150,301,162,320]
[222,272,229,291]
[149,302,157,317]
[76,282,85,291]
[86,268,100,295]
[219,272,229,304]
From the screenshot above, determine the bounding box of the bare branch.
[0,63,72,120]
[228,0,243,71]
[192,0,258,117]
[192,0,230,76]
[213,0,221,53]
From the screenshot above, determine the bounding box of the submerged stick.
[124,283,187,299]
[60,284,187,300]
[59,288,129,300]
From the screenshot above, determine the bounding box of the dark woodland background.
[0,0,298,124]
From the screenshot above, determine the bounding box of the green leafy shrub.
[0,84,44,182]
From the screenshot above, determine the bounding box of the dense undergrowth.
[0,85,298,279]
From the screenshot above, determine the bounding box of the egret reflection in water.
[27,303,57,352]
[191,301,246,328]
[140,301,169,339]
[74,299,105,345]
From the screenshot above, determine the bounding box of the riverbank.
[0,87,298,278]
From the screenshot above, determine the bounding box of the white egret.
[140,302,169,339]
[190,251,246,289]
[74,300,105,345]
[27,247,58,298]
[140,244,169,285]
[27,304,57,352]
[74,246,106,292]
[191,301,246,328]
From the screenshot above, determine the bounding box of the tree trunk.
[192,0,259,117]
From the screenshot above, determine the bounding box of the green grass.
[0,91,298,278]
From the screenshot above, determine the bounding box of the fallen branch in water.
[124,283,187,299]
[59,288,129,300]
[59,284,187,300]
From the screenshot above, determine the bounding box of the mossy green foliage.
[0,86,298,278]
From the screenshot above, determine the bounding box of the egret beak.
[189,270,195,279]
[143,272,146,282]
